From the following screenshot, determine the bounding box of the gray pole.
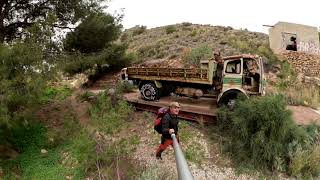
[171,133,194,180]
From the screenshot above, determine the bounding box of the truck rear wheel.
[140,83,160,101]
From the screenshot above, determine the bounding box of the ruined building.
[268,22,320,54]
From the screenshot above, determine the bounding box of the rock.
[305,76,320,86]
[70,73,89,88]
[41,149,48,154]
[107,88,115,95]
[296,73,304,82]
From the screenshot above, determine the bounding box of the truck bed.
[127,67,213,84]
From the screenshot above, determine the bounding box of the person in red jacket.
[155,101,180,160]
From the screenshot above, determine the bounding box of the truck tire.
[218,94,237,110]
[218,90,246,109]
[140,83,160,101]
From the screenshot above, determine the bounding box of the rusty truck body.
[121,54,266,106]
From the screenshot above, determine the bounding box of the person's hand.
[169,129,175,134]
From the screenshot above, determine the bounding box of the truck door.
[223,59,243,90]
[259,57,266,95]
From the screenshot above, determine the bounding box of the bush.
[165,25,177,34]
[115,81,136,94]
[217,95,318,174]
[134,25,147,35]
[132,25,147,36]
[182,44,212,66]
[89,93,132,134]
[0,42,48,130]
[182,22,192,27]
[190,30,197,37]
[63,43,133,76]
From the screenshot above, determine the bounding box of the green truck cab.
[121,54,266,106]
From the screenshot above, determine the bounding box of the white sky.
[106,0,319,34]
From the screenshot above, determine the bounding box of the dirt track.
[288,105,320,125]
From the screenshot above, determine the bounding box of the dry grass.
[282,84,320,108]
[289,145,320,177]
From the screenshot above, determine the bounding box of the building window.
[282,32,297,51]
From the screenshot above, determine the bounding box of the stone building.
[268,22,320,54]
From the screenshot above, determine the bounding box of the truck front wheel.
[218,91,247,109]
[140,83,160,101]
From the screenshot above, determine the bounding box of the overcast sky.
[106,0,319,34]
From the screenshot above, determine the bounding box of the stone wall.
[278,51,320,78]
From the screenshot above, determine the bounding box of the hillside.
[121,23,274,64]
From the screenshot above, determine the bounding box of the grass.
[89,93,133,135]
[178,121,207,165]
[275,62,320,108]
[1,84,141,179]
[185,142,206,165]
[1,119,95,179]
[140,165,174,180]
[281,84,320,108]
[39,85,73,104]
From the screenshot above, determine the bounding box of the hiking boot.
[156,154,162,160]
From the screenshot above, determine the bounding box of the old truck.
[121,54,266,106]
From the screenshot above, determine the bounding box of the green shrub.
[8,123,48,152]
[89,93,132,134]
[182,44,212,66]
[63,43,133,76]
[115,81,136,94]
[257,44,278,64]
[165,25,177,34]
[137,42,166,59]
[217,95,313,173]
[182,22,192,27]
[0,42,48,130]
[132,25,147,36]
[190,30,197,37]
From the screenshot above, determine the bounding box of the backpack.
[154,107,169,134]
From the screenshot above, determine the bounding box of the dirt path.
[129,112,262,180]
[288,106,320,125]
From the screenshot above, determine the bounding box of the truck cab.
[217,55,266,106]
